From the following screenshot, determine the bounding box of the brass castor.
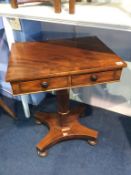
[37,150,48,157]
[87,139,97,146]
[35,120,42,125]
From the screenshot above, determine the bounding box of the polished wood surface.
[71,69,121,87]
[6,37,126,83]
[6,36,126,156]
[14,76,68,94]
[35,89,98,155]
[6,37,126,95]
[10,68,122,95]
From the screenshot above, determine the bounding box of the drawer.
[12,76,69,95]
[71,69,122,87]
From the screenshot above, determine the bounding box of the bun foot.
[87,139,97,146]
[37,150,48,157]
[35,120,42,125]
[35,90,99,156]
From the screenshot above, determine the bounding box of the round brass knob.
[41,82,48,88]
[90,74,98,81]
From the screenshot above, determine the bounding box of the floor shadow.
[119,116,131,146]
[33,93,93,117]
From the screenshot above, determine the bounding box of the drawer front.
[71,69,121,87]
[12,76,69,95]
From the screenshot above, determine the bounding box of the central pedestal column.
[35,89,98,157]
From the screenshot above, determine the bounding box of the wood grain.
[19,76,68,93]
[6,36,126,155]
[6,37,126,82]
[6,37,126,95]
[35,89,98,154]
[71,69,122,86]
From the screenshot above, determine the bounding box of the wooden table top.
[6,36,126,82]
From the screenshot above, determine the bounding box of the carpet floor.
[0,94,131,175]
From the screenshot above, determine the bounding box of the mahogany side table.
[6,36,126,156]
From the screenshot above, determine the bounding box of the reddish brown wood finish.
[10,0,61,13]
[35,89,98,153]
[11,0,18,8]
[71,69,122,87]
[6,36,126,155]
[6,37,126,83]
[69,0,75,14]
[14,76,69,94]
[6,37,126,95]
[54,0,61,13]
[10,0,74,14]
[10,69,122,95]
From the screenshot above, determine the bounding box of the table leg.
[10,0,18,8]
[69,0,75,14]
[21,95,30,118]
[54,0,61,13]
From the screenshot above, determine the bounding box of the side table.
[6,36,126,156]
